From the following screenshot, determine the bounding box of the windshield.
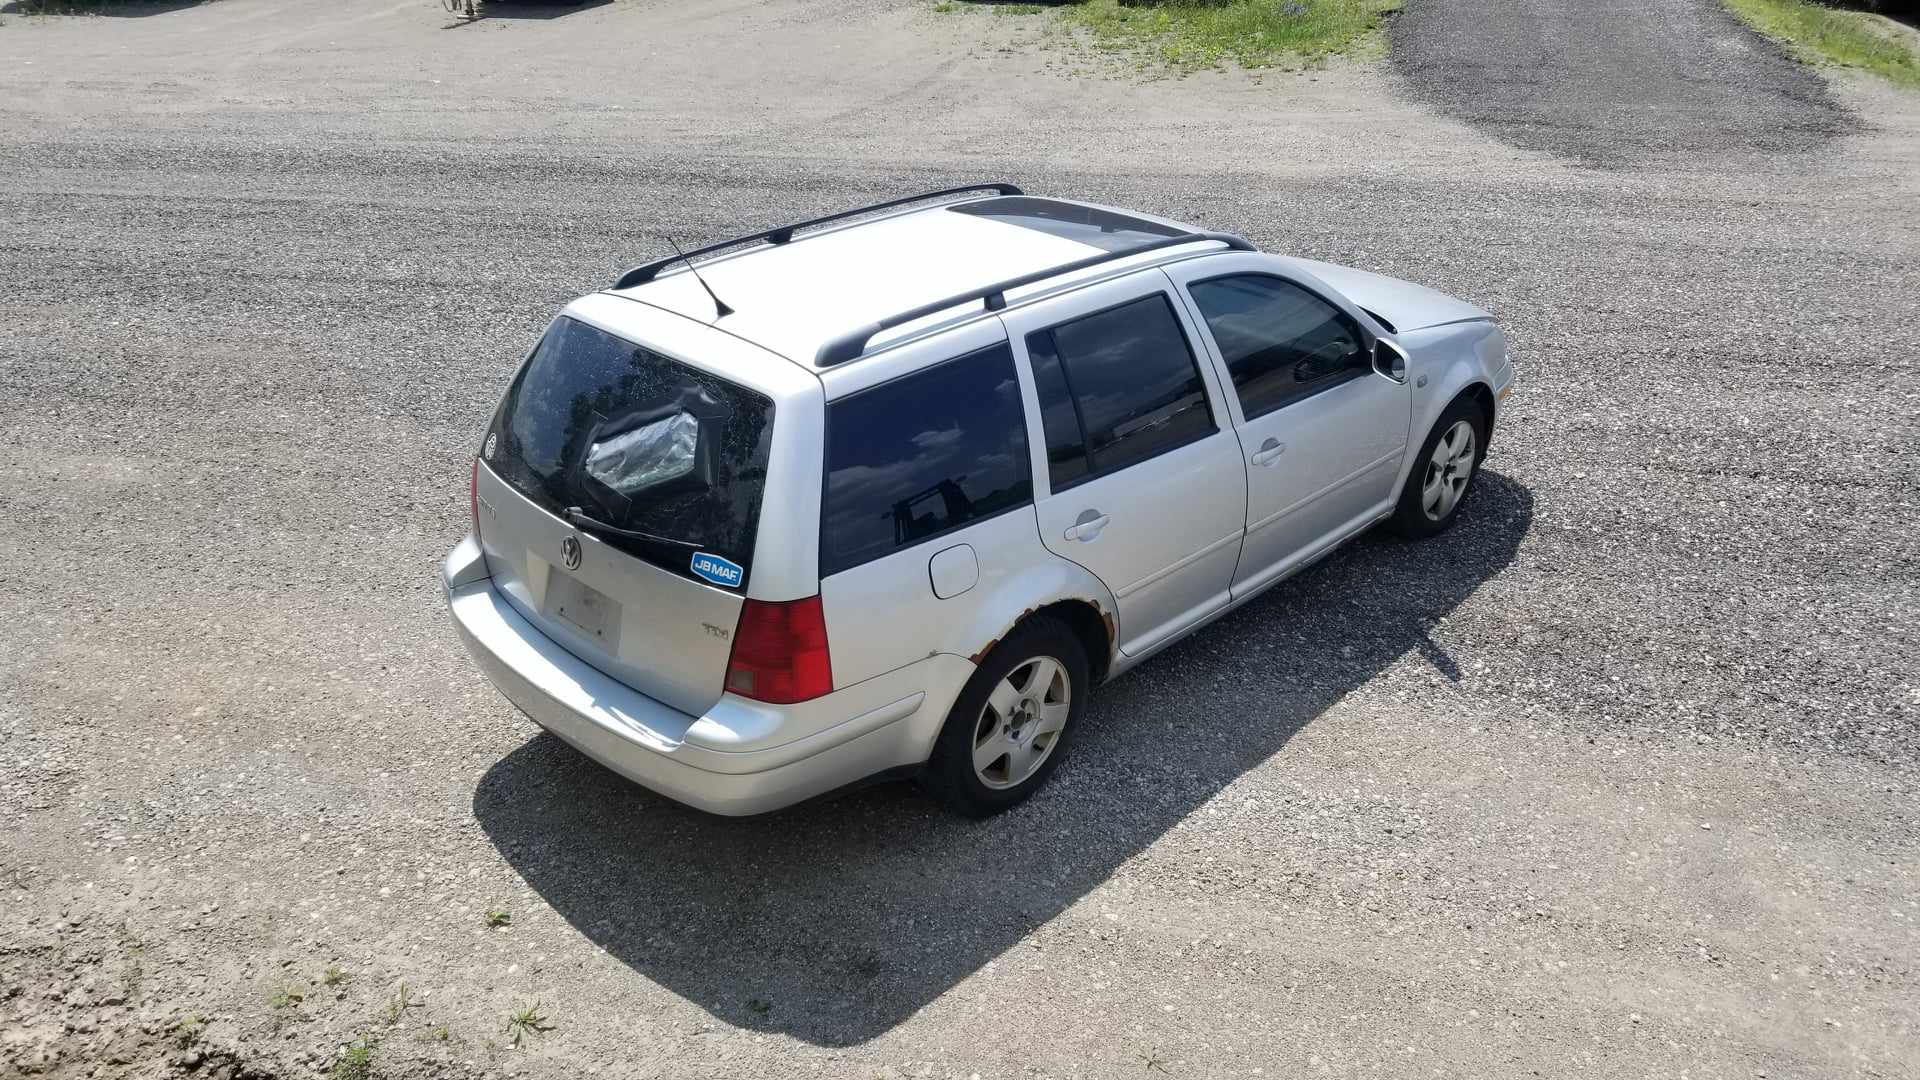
[486,317,775,586]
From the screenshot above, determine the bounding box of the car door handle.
[1063,510,1110,542]
[1250,438,1286,467]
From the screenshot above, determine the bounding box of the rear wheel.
[1388,397,1487,538]
[923,618,1087,818]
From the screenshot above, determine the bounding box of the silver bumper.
[440,535,948,816]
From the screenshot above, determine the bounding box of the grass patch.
[1725,0,1920,87]
[950,0,1402,72]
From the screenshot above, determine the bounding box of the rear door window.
[1025,293,1216,490]
[486,316,775,585]
[821,343,1032,576]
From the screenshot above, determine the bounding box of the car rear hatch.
[472,301,799,719]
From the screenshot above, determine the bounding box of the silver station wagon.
[442,185,1515,817]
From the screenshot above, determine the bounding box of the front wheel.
[1388,398,1487,538]
[922,617,1087,818]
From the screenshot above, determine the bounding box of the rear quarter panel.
[816,317,1124,698]
[819,506,1119,690]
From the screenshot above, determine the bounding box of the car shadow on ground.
[470,0,611,19]
[0,0,206,14]
[474,471,1533,1047]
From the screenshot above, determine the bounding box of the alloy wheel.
[971,656,1071,790]
[1421,419,1477,521]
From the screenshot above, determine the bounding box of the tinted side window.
[1187,274,1367,419]
[1025,331,1089,490]
[1030,293,1215,486]
[821,343,1032,576]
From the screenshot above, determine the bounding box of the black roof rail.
[611,183,1025,290]
[814,230,1255,367]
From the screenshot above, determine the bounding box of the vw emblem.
[560,534,582,571]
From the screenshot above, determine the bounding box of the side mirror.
[1373,339,1409,383]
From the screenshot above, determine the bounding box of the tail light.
[725,595,833,704]
[469,457,482,543]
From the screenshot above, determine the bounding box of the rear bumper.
[441,535,966,816]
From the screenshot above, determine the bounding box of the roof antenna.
[665,235,734,320]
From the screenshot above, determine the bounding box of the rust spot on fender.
[1099,607,1117,652]
[969,605,1043,665]
[968,638,999,666]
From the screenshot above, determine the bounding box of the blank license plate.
[546,574,621,645]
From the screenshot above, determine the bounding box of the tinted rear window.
[487,317,775,585]
[1028,294,1215,487]
[820,343,1032,576]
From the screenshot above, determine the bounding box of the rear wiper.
[562,507,702,549]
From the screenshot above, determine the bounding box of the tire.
[922,617,1088,818]
[1388,395,1488,538]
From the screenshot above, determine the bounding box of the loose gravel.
[1,1,1916,1078]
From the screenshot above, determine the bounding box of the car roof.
[602,196,1218,369]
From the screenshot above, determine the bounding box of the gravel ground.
[1,1,1917,1078]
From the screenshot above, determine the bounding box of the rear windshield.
[486,317,775,587]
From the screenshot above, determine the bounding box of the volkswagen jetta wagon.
[442,184,1515,817]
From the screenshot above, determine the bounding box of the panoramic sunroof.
[949,196,1184,252]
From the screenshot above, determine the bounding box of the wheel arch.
[1035,599,1115,685]
[1400,319,1503,451]
[1455,381,1497,449]
[968,597,1116,686]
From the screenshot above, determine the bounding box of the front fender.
[1394,320,1507,490]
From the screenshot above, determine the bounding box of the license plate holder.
[546,573,621,646]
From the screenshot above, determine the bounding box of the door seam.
[1112,529,1244,600]
[1246,448,1403,538]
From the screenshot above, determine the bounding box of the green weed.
[380,981,417,1025]
[267,981,308,1010]
[504,1002,553,1046]
[331,1036,376,1080]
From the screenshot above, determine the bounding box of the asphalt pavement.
[1392,0,1858,164]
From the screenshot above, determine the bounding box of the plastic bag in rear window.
[584,411,701,497]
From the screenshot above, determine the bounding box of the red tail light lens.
[725,595,833,704]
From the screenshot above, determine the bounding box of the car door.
[1000,269,1248,658]
[1164,256,1410,598]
